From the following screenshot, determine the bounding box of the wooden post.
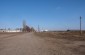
[80,16,82,35]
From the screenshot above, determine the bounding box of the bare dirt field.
[0,32,85,55]
[35,32,85,55]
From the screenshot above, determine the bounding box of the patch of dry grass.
[35,32,85,41]
[35,32,85,55]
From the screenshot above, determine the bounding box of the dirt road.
[0,32,82,55]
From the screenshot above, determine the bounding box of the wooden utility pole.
[80,16,82,35]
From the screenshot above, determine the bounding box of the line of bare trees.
[22,25,35,32]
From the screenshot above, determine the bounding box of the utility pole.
[80,16,82,35]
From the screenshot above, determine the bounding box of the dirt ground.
[35,32,85,55]
[0,32,85,55]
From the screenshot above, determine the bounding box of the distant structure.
[41,29,48,32]
[0,29,21,32]
[0,20,35,32]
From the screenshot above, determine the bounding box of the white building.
[0,30,21,32]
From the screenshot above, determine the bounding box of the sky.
[0,0,85,30]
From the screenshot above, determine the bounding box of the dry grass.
[35,32,85,41]
[35,32,85,55]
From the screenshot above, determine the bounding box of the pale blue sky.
[0,0,85,30]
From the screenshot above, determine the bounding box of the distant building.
[6,30,21,32]
[0,20,35,33]
[0,29,21,32]
[40,29,48,32]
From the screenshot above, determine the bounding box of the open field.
[35,31,85,41]
[35,32,85,55]
[0,32,85,55]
